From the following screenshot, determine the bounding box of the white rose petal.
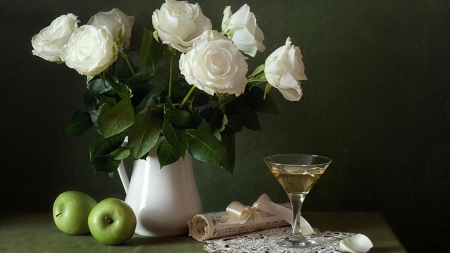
[221,4,265,57]
[152,0,212,53]
[340,234,374,253]
[87,8,135,46]
[60,25,118,76]
[31,14,79,62]
[179,30,248,96]
[264,37,307,101]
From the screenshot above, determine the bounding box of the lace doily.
[204,227,355,253]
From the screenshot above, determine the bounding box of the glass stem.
[290,193,306,236]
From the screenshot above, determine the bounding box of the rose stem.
[119,51,136,75]
[168,46,177,102]
[181,86,196,107]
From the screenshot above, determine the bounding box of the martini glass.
[264,154,332,248]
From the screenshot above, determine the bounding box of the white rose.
[152,0,212,52]
[31,14,79,62]
[264,37,307,101]
[221,4,265,57]
[179,30,248,96]
[60,25,118,76]
[87,8,135,46]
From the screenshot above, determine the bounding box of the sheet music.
[188,203,290,241]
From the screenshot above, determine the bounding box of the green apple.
[52,191,97,235]
[88,198,137,245]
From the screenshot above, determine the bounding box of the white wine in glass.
[264,154,331,248]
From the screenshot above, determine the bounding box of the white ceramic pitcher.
[117,137,202,236]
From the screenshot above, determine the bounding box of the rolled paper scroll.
[188,193,314,241]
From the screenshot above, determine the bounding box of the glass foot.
[276,235,316,249]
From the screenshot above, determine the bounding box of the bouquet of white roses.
[31,0,307,174]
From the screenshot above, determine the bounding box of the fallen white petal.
[340,234,373,253]
[300,216,315,235]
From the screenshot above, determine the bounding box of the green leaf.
[199,107,215,122]
[129,107,161,159]
[219,114,228,132]
[95,100,115,135]
[162,116,188,157]
[111,147,131,160]
[101,98,135,138]
[100,96,117,105]
[140,28,154,67]
[209,109,223,131]
[248,64,265,80]
[141,27,165,70]
[87,78,113,95]
[103,74,131,100]
[62,111,93,136]
[89,131,127,161]
[116,53,136,81]
[149,80,168,99]
[187,128,232,173]
[240,106,262,131]
[157,139,181,168]
[126,71,153,94]
[127,71,155,111]
[192,92,210,107]
[220,127,236,169]
[91,156,121,173]
[172,79,192,102]
[82,91,100,111]
[127,71,153,85]
[86,75,94,83]
[246,86,279,114]
[134,97,155,114]
[226,114,244,132]
[89,109,102,134]
[188,114,205,129]
[134,81,166,113]
[166,107,191,128]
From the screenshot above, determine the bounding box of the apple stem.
[104,216,114,224]
[56,212,62,217]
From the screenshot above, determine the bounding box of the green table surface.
[0,212,406,253]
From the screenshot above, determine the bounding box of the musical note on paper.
[264,212,275,217]
[212,228,219,236]
[239,226,250,232]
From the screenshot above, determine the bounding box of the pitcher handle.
[117,137,129,194]
[117,160,129,194]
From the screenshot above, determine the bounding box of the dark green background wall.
[1,0,449,251]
